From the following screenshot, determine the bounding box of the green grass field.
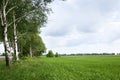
[0,56,120,80]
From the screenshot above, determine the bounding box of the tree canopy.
[0,0,54,67]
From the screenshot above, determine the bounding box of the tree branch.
[0,11,3,26]
[8,11,34,27]
[18,32,27,39]
[2,0,5,7]
[6,6,16,16]
[8,15,24,27]
[5,0,9,9]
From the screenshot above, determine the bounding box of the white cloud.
[41,0,120,54]
[1,0,120,54]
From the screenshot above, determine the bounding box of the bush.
[55,52,59,57]
[1,53,5,56]
[46,50,54,57]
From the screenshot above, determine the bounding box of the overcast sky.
[1,0,120,54]
[41,0,120,54]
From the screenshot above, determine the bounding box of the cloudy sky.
[1,0,120,54]
[41,0,120,54]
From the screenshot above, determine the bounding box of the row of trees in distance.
[60,53,119,56]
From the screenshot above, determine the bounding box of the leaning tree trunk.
[1,0,11,67]
[13,11,19,61]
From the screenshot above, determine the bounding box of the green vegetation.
[0,0,54,67]
[55,52,60,57]
[46,50,54,57]
[0,56,120,80]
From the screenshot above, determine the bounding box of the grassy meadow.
[0,56,120,80]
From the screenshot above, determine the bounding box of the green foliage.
[18,33,46,57]
[0,0,53,59]
[55,52,59,57]
[0,53,5,56]
[14,0,52,57]
[46,50,54,57]
[0,56,120,80]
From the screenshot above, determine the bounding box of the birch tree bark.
[30,44,33,57]
[1,0,11,67]
[13,11,19,61]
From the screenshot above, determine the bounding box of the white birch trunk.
[13,11,19,61]
[30,44,32,57]
[1,0,11,67]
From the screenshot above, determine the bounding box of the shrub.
[1,53,5,56]
[55,52,59,57]
[46,50,54,57]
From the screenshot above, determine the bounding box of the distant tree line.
[59,53,120,56]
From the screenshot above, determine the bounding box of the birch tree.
[0,0,13,67]
[13,11,19,60]
[0,0,55,67]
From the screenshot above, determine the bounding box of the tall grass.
[0,56,120,80]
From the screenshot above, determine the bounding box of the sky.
[41,0,120,54]
[1,0,120,54]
